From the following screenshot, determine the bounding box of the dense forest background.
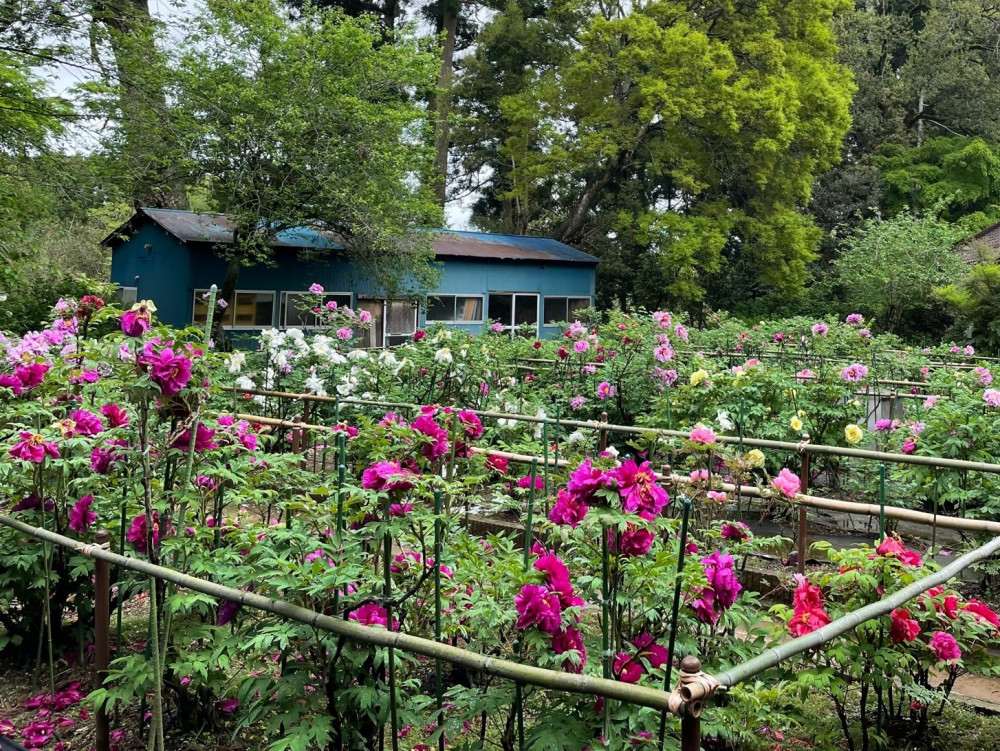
[4,0,1000,345]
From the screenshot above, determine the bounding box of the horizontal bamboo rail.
[713,534,1000,688]
[226,389,1000,475]
[0,514,686,715]
[233,412,1000,537]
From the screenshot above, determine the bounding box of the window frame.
[488,292,539,335]
[279,290,353,330]
[542,295,593,326]
[425,293,486,324]
[357,297,420,348]
[193,289,277,330]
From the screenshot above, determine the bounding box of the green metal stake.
[542,418,550,514]
[331,433,348,618]
[515,683,525,751]
[522,458,538,569]
[659,496,692,749]
[434,490,445,751]
[878,463,886,539]
[738,396,745,453]
[382,493,399,751]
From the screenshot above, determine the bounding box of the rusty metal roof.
[103,209,599,265]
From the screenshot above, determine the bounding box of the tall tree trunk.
[432,10,458,208]
[212,254,241,352]
[92,0,188,208]
[916,87,925,147]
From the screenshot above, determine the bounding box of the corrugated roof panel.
[107,209,598,265]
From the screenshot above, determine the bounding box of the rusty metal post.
[94,529,111,751]
[797,435,810,576]
[679,656,702,751]
[598,411,609,453]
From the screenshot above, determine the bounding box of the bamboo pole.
[713,534,1000,688]
[0,515,685,714]
[226,393,1000,475]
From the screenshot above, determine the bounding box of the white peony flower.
[347,349,369,361]
[566,430,586,444]
[717,410,734,431]
[435,347,453,364]
[226,352,246,374]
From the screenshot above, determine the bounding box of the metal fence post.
[797,435,810,576]
[94,529,111,751]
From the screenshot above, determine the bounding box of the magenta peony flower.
[69,409,103,436]
[170,423,217,452]
[610,459,669,515]
[811,323,828,337]
[721,521,751,542]
[120,307,152,336]
[613,651,644,683]
[14,362,49,389]
[772,468,800,499]
[612,512,656,557]
[412,414,449,460]
[514,584,563,634]
[889,608,920,644]
[702,549,741,609]
[548,489,588,528]
[901,436,917,454]
[361,461,416,492]
[413,330,426,342]
[552,627,586,673]
[689,425,717,445]
[0,374,23,394]
[457,410,483,439]
[485,454,508,474]
[533,554,577,608]
[567,459,607,500]
[929,631,961,663]
[126,511,159,554]
[147,348,193,396]
[90,440,126,474]
[9,432,59,463]
[101,404,129,427]
[516,474,545,491]
[68,495,97,534]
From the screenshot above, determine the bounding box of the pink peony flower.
[14,362,49,389]
[689,425,717,445]
[0,373,23,394]
[68,495,97,534]
[412,414,449,460]
[574,339,589,354]
[567,459,608,500]
[570,395,585,410]
[516,474,545,492]
[457,410,483,439]
[170,424,217,452]
[846,313,863,325]
[308,283,324,294]
[840,363,869,382]
[984,389,1000,407]
[485,454,508,474]
[69,409,103,436]
[963,599,1000,631]
[876,535,923,567]
[772,468,800,499]
[811,323,828,337]
[929,631,961,662]
[350,603,398,630]
[901,436,917,454]
[597,381,615,400]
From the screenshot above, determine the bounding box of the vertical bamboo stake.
[522,458,538,569]
[679,656,703,751]
[598,411,609,453]
[797,438,810,576]
[658,497,691,747]
[665,385,672,430]
[382,493,399,751]
[433,490,445,751]
[879,463,886,539]
[738,397,745,453]
[95,530,111,751]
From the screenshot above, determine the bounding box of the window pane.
[543,297,567,324]
[234,292,274,327]
[567,297,591,317]
[386,301,417,335]
[426,296,455,322]
[282,293,350,328]
[488,294,512,325]
[514,295,537,326]
[456,296,483,322]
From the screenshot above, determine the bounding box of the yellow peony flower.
[745,449,766,468]
[844,424,864,444]
[789,416,803,432]
[690,369,709,386]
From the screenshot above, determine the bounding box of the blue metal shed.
[103,209,598,343]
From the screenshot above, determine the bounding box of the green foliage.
[937,261,1000,353]
[832,209,966,334]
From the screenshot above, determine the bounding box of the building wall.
[109,224,194,328]
[110,221,597,340]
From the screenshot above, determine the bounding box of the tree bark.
[432,10,459,207]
